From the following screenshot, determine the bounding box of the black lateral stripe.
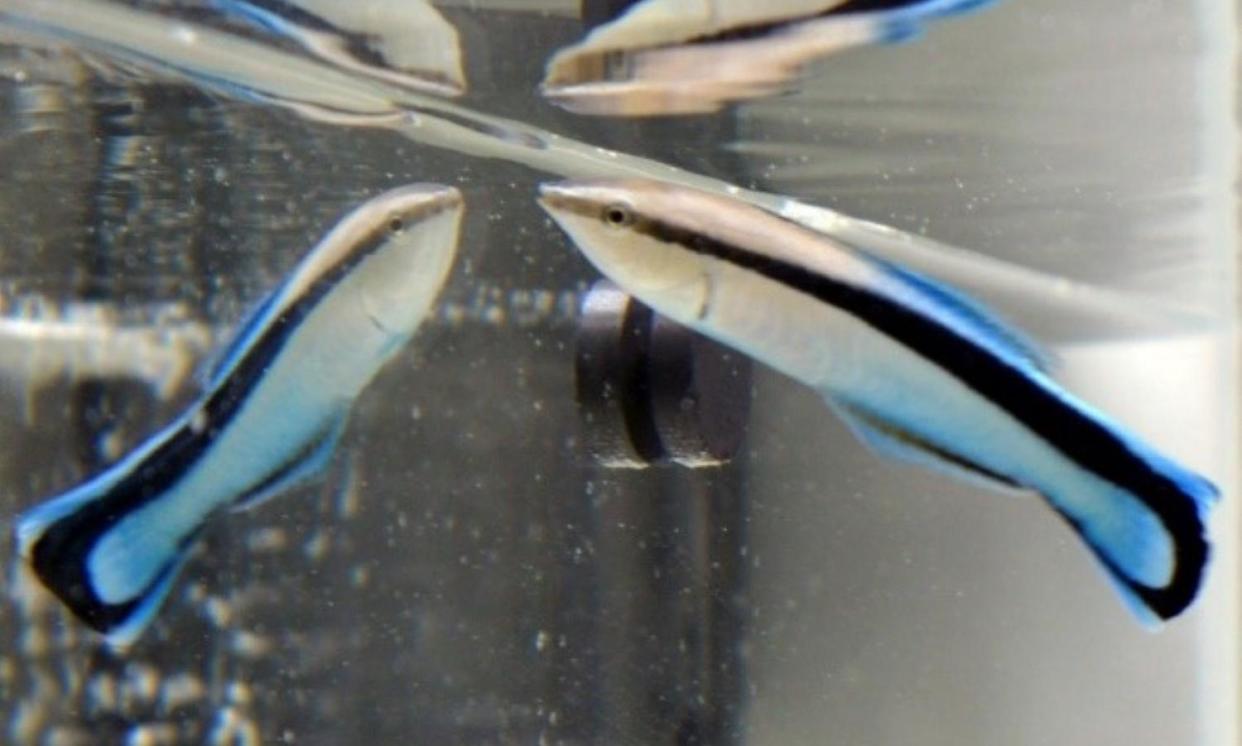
[29,222,395,633]
[683,0,929,45]
[830,0,935,14]
[636,217,1206,618]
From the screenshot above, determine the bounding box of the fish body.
[210,0,465,97]
[557,0,999,68]
[538,178,1218,624]
[543,0,1003,115]
[17,184,463,645]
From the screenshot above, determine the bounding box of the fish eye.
[602,204,633,228]
[388,216,405,233]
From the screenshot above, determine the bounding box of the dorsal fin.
[872,257,1053,373]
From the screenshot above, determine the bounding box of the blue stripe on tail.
[856,0,1003,43]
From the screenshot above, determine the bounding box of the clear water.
[0,1,1237,744]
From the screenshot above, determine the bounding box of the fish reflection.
[212,0,466,97]
[16,185,463,646]
[543,0,1001,116]
[539,178,1218,625]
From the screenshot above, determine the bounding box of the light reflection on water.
[0,1,1236,745]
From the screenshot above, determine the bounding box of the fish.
[542,0,1003,116]
[537,178,1219,625]
[16,184,463,646]
[209,0,466,97]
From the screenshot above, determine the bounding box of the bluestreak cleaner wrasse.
[16,184,463,646]
[209,0,465,97]
[538,179,1218,624]
[542,0,1002,116]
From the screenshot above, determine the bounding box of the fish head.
[539,179,712,324]
[357,182,464,269]
[332,183,464,341]
[367,182,464,227]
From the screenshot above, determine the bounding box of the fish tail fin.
[871,0,1001,42]
[892,0,1002,20]
[209,0,294,36]
[828,397,1217,624]
[16,481,196,647]
[94,553,191,648]
[1049,456,1217,627]
[15,484,98,558]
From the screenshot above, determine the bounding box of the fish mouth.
[426,185,464,208]
[536,181,575,206]
[411,184,464,218]
[535,181,582,219]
